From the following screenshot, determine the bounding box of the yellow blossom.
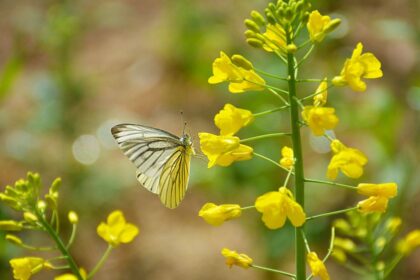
[54,269,87,280]
[214,104,254,136]
[10,257,49,280]
[279,146,295,169]
[302,106,339,136]
[208,51,265,93]
[198,203,241,226]
[396,230,420,255]
[313,79,328,107]
[221,248,253,269]
[356,183,398,198]
[327,140,368,179]
[97,210,139,247]
[262,24,286,52]
[307,252,330,280]
[332,42,383,92]
[357,196,389,213]
[307,10,334,42]
[255,187,305,229]
[198,133,253,168]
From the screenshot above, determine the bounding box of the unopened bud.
[0,220,23,231]
[244,19,260,33]
[250,10,266,26]
[232,55,253,70]
[246,38,264,48]
[286,44,297,53]
[50,177,62,194]
[5,234,23,245]
[244,30,257,38]
[264,9,277,25]
[23,212,38,223]
[37,200,47,212]
[332,76,347,87]
[325,18,341,33]
[68,211,79,224]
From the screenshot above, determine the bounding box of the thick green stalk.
[286,30,306,280]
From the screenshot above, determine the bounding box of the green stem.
[286,29,306,280]
[253,105,290,117]
[267,88,290,105]
[255,68,288,81]
[384,253,404,278]
[306,207,358,221]
[251,264,296,279]
[253,152,290,172]
[300,85,334,102]
[241,205,255,210]
[240,133,291,143]
[37,213,83,280]
[87,245,113,279]
[304,178,357,190]
[66,224,77,249]
[295,45,314,70]
[296,79,323,83]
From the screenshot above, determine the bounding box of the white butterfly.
[111,124,195,209]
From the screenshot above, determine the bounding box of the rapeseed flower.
[198,203,241,226]
[97,210,139,247]
[214,104,254,136]
[327,140,367,179]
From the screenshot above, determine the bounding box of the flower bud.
[246,38,264,49]
[5,234,23,245]
[244,19,260,33]
[264,9,277,25]
[286,44,297,53]
[37,200,47,212]
[68,211,79,224]
[386,217,402,234]
[231,55,253,70]
[250,10,266,26]
[0,220,23,231]
[23,212,38,223]
[324,18,341,33]
[244,30,257,38]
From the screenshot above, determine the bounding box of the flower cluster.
[0,173,139,280]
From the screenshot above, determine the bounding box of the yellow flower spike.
[356,183,398,198]
[279,146,295,169]
[313,79,328,107]
[198,133,253,168]
[54,269,87,280]
[221,248,253,269]
[262,24,287,52]
[255,187,305,230]
[307,252,330,280]
[327,140,368,179]
[396,230,420,255]
[302,106,339,136]
[198,203,241,226]
[357,196,389,213]
[208,52,265,93]
[332,42,383,92]
[10,257,48,280]
[307,10,334,43]
[0,220,23,231]
[97,210,139,247]
[214,104,254,136]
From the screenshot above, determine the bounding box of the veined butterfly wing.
[111,124,193,208]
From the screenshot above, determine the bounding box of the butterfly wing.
[111,124,182,195]
[159,146,192,209]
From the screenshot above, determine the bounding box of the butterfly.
[111,124,195,209]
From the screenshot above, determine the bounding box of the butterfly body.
[111,124,194,208]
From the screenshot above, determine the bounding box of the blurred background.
[0,0,418,279]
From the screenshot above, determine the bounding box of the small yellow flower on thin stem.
[307,10,341,43]
[357,196,389,213]
[221,248,253,269]
[198,133,253,168]
[279,146,295,170]
[97,210,139,247]
[208,51,265,93]
[356,183,398,213]
[307,252,330,280]
[54,269,87,280]
[327,140,368,179]
[255,187,306,230]
[214,104,254,136]
[10,257,50,280]
[302,106,339,136]
[332,42,383,92]
[198,203,241,226]
[396,230,420,255]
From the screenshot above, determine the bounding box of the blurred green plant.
[0,172,139,280]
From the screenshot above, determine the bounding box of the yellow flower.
[307,10,333,42]
[357,196,389,213]
[307,252,330,280]
[332,42,383,92]
[356,183,398,198]
[262,24,286,52]
[255,187,305,229]
[198,133,253,168]
[198,203,241,226]
[327,140,368,179]
[221,248,253,269]
[279,146,295,169]
[302,106,339,136]
[313,79,328,107]
[386,217,402,234]
[10,257,49,280]
[97,210,139,247]
[214,104,254,136]
[54,269,87,280]
[396,230,420,255]
[208,51,265,93]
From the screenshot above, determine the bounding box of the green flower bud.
[244,30,257,39]
[68,211,79,224]
[23,212,38,223]
[0,220,23,231]
[50,177,62,194]
[5,234,23,245]
[333,218,352,233]
[37,200,47,212]
[244,19,260,33]
[232,55,253,70]
[334,237,356,252]
[250,10,266,26]
[325,18,341,33]
[375,237,387,251]
[386,217,402,234]
[286,44,297,53]
[246,38,264,49]
[332,248,346,263]
[0,194,20,210]
[264,9,277,25]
